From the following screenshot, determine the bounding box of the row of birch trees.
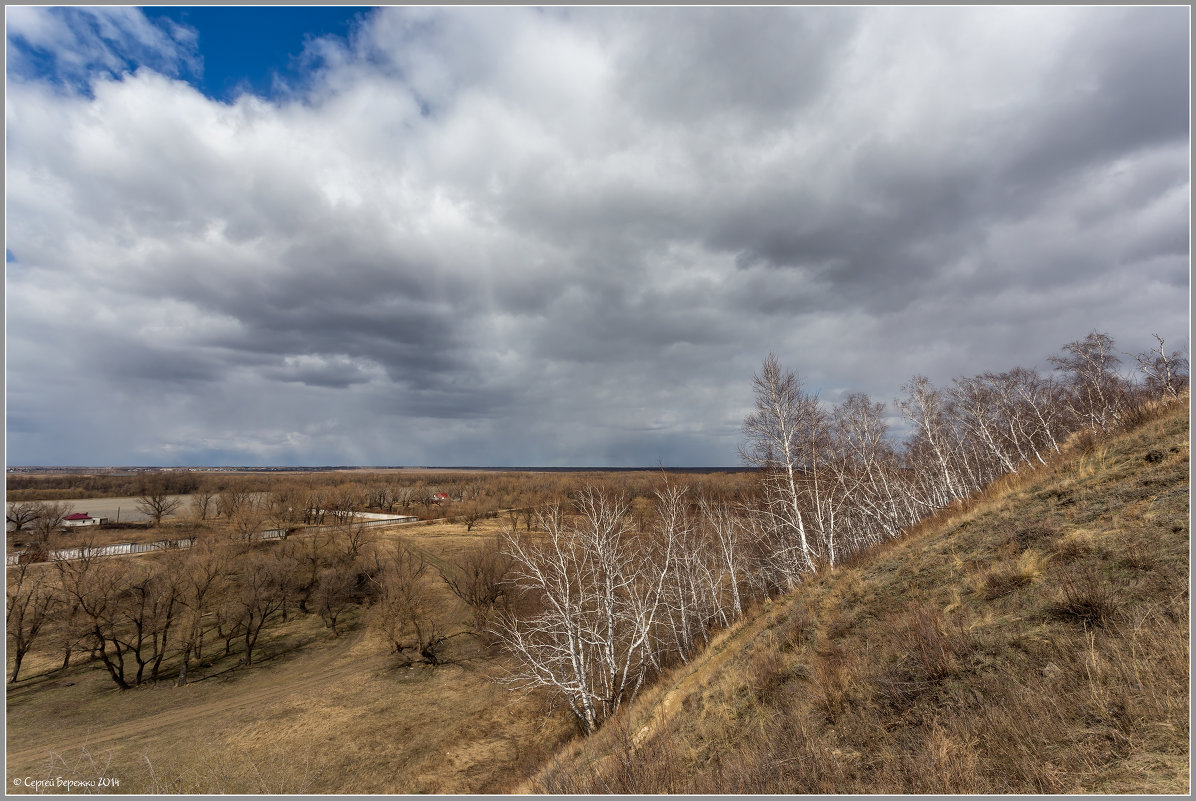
[493,331,1187,734]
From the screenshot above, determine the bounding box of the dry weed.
[1049,563,1120,628]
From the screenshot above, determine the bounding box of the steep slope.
[523,400,1190,794]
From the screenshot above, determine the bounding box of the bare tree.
[45,598,91,674]
[327,484,365,516]
[118,562,180,684]
[1049,331,1129,432]
[496,487,673,734]
[392,485,416,512]
[174,537,232,686]
[6,501,43,538]
[366,541,450,663]
[236,551,289,666]
[366,484,390,512]
[137,489,182,528]
[739,354,821,580]
[7,563,59,682]
[437,537,512,636]
[898,376,971,506]
[216,487,253,520]
[1135,334,1189,400]
[950,375,1020,478]
[829,393,912,546]
[329,515,373,564]
[190,487,217,522]
[229,504,267,542]
[312,562,359,636]
[265,484,304,530]
[459,500,487,532]
[54,545,135,689]
[279,528,331,615]
[28,501,74,548]
[301,487,328,524]
[519,503,538,532]
[980,369,1063,467]
[697,494,747,620]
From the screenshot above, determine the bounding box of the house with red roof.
[63,512,107,528]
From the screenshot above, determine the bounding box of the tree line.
[490,330,1188,734]
[5,515,510,686]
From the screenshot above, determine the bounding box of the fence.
[6,513,420,565]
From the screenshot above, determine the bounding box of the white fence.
[6,512,420,566]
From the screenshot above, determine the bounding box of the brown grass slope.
[526,400,1190,794]
[6,521,576,794]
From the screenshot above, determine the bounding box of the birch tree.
[739,354,821,578]
[1049,331,1128,431]
[496,487,672,735]
[1135,334,1189,400]
[697,494,746,620]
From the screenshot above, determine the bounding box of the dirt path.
[7,631,371,770]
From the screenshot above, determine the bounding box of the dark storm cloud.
[259,355,376,390]
[999,9,1189,191]
[4,6,1189,466]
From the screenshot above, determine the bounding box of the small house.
[62,512,106,528]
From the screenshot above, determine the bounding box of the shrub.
[1048,564,1119,628]
[1117,539,1159,571]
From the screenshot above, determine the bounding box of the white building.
[62,512,107,528]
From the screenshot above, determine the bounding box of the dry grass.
[979,548,1049,600]
[5,521,574,794]
[523,398,1190,794]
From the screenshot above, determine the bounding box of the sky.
[4,6,1190,468]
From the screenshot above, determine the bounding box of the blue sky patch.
[6,6,372,101]
[146,6,372,100]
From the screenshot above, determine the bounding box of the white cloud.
[4,6,1189,465]
[6,6,199,89]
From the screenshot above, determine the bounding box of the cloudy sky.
[4,6,1189,467]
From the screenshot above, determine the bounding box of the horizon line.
[6,465,753,472]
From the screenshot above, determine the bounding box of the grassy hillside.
[525,399,1190,794]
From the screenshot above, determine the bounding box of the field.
[6,518,575,794]
[6,496,196,526]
